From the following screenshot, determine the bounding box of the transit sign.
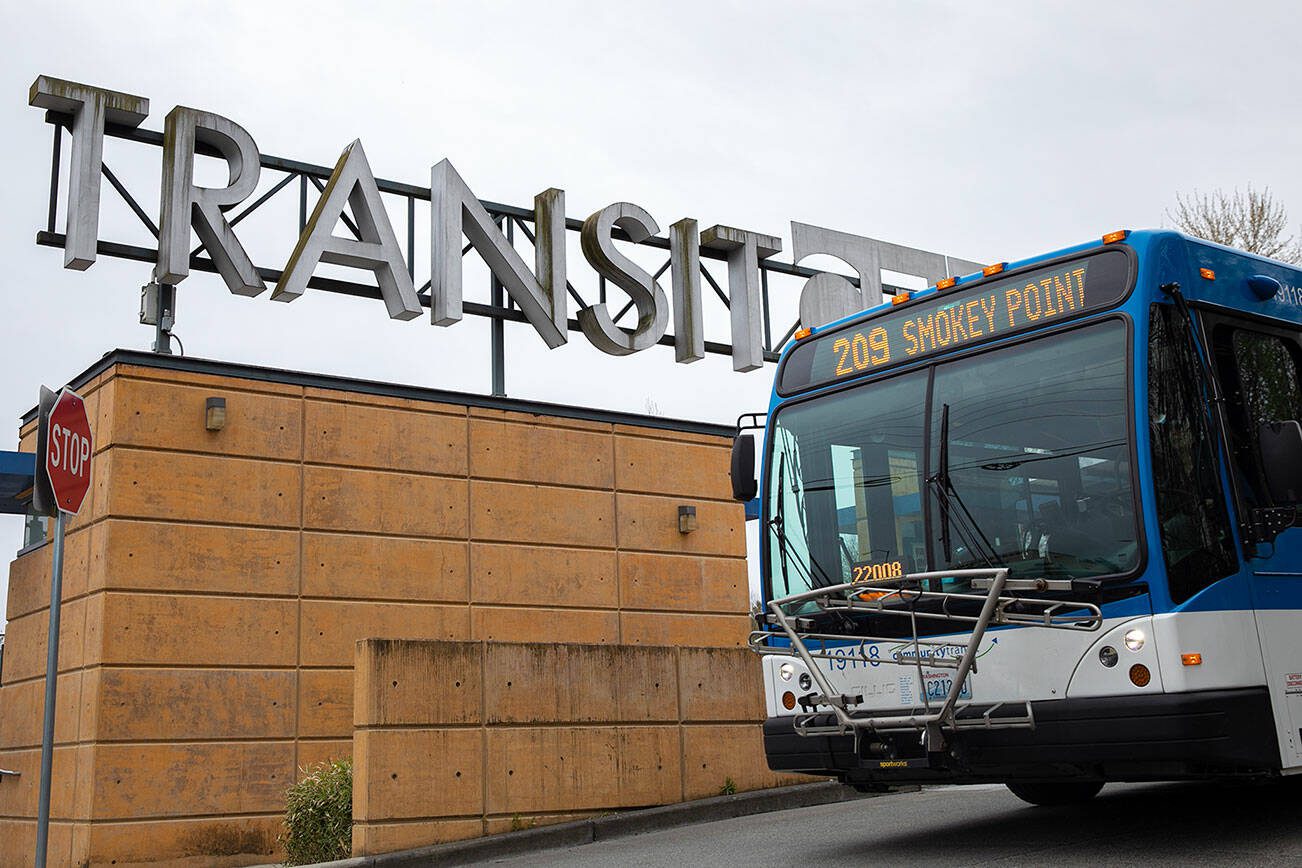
[26,75,985,387]
[43,387,92,514]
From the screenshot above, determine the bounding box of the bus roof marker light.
[1102,230,1129,244]
[1248,274,1282,300]
[982,262,1006,277]
[1181,653,1203,666]
[891,292,911,305]
[936,276,957,290]
[1200,267,1216,280]
[794,326,812,341]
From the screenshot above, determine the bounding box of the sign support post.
[31,385,93,868]
[33,509,65,868]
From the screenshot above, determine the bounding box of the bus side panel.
[1253,608,1302,770]
[1248,532,1302,771]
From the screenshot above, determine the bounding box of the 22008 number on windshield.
[923,671,972,702]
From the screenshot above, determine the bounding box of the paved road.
[480,779,1302,867]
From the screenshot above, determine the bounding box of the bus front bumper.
[763,688,1280,784]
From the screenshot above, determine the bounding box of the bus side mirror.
[1259,421,1302,504]
[731,433,758,502]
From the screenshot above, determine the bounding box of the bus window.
[765,370,928,600]
[1214,324,1302,519]
[929,319,1139,586]
[1149,304,1236,603]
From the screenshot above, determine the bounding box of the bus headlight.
[1099,645,1119,668]
[779,663,794,681]
[1124,629,1146,652]
[799,672,813,691]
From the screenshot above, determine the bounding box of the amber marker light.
[794,326,812,341]
[782,691,797,710]
[1129,663,1151,687]
[936,276,957,290]
[982,262,1006,277]
[892,292,911,305]
[1181,653,1203,666]
[1102,229,1129,244]
[1200,268,1216,280]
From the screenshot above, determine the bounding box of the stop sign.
[44,388,93,514]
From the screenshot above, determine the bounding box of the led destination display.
[778,248,1132,394]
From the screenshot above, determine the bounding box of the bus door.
[1210,314,1302,770]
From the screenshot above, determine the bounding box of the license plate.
[922,670,971,702]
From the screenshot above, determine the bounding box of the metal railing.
[749,568,1103,751]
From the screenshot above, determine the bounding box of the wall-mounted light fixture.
[677,505,697,534]
[205,397,227,431]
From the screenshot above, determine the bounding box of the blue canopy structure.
[0,451,34,515]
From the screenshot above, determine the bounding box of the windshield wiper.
[767,448,842,593]
[928,403,1003,568]
[1160,281,1263,552]
[773,453,792,595]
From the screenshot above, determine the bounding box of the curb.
[290,781,912,867]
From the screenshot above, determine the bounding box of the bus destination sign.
[778,248,1131,394]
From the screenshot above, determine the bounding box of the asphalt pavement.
[477,779,1302,867]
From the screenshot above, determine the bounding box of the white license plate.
[922,670,972,702]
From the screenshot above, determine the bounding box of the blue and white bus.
[734,229,1302,805]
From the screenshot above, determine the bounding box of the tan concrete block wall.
[470,481,616,548]
[111,377,303,461]
[97,520,300,597]
[355,729,484,820]
[305,399,467,475]
[83,816,282,868]
[304,533,468,602]
[101,449,302,528]
[469,418,613,488]
[352,640,812,857]
[91,742,295,818]
[0,362,750,866]
[470,543,616,608]
[93,670,297,741]
[484,725,682,813]
[352,640,481,727]
[304,466,468,537]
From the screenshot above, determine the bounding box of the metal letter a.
[273,140,421,320]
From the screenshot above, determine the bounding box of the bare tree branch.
[1167,185,1302,264]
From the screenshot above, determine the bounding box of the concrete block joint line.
[271,781,912,867]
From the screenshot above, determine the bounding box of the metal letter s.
[578,203,669,356]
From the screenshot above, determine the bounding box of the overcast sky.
[1,1,1299,621]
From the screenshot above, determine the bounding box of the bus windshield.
[766,319,1140,601]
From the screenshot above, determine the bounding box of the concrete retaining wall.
[352,639,808,856]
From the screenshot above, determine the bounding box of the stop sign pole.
[32,385,92,868]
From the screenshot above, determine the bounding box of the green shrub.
[281,759,352,865]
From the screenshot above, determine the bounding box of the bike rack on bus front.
[748,568,1104,753]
